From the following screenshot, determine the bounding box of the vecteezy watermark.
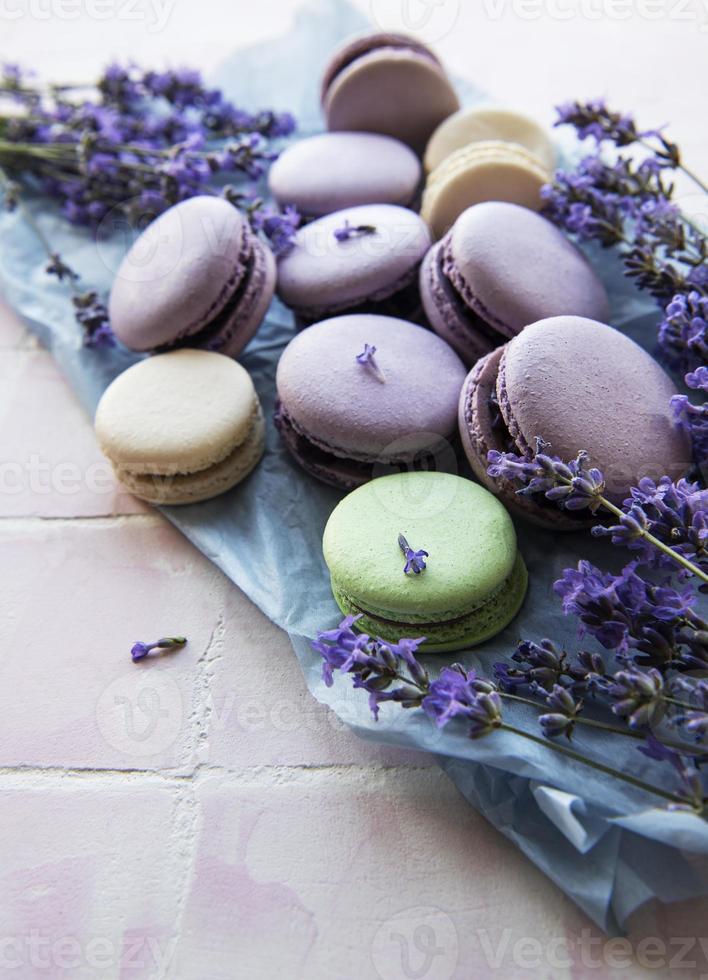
[0,455,115,497]
[371,907,459,980]
[0,932,171,972]
[0,0,175,32]
[96,669,183,759]
[369,0,461,43]
[479,0,708,30]
[476,928,708,971]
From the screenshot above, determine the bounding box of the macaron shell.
[322,472,520,621]
[276,205,431,317]
[109,196,246,351]
[117,405,265,505]
[421,141,550,240]
[447,202,610,335]
[458,350,588,529]
[268,132,421,217]
[275,314,466,460]
[95,349,259,476]
[320,31,444,100]
[419,242,497,365]
[498,317,692,502]
[324,48,459,153]
[215,240,276,358]
[331,552,528,652]
[425,105,556,173]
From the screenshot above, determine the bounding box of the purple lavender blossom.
[672,364,708,474]
[72,291,115,348]
[398,534,429,575]
[423,666,502,739]
[249,203,300,257]
[311,618,428,720]
[607,667,664,728]
[333,220,377,242]
[356,344,386,383]
[131,636,186,662]
[659,291,708,371]
[638,735,704,808]
[494,639,587,694]
[539,685,583,740]
[487,438,605,512]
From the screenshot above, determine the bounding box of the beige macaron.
[424,105,556,173]
[421,140,551,240]
[95,349,265,505]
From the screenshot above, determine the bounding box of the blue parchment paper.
[2,0,707,934]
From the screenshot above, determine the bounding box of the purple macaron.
[459,316,692,528]
[268,132,422,218]
[276,204,431,325]
[275,313,467,489]
[109,196,276,357]
[420,202,609,365]
[321,32,459,153]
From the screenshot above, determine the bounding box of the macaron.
[109,196,276,357]
[421,141,551,240]
[420,202,609,364]
[459,316,692,528]
[276,204,431,325]
[321,32,460,153]
[322,471,528,652]
[424,105,555,174]
[95,349,265,505]
[268,132,422,218]
[274,314,466,490]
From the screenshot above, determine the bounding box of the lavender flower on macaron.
[398,533,429,575]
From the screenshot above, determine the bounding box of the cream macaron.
[424,105,556,173]
[421,140,552,240]
[95,349,265,505]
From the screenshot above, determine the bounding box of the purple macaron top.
[109,196,249,351]
[276,204,431,318]
[498,316,691,500]
[445,202,609,336]
[276,314,466,460]
[268,132,421,217]
[320,32,443,102]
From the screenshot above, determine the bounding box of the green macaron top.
[322,472,519,623]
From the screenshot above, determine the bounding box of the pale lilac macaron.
[321,32,459,153]
[109,196,276,357]
[275,313,467,489]
[420,202,609,364]
[459,316,692,528]
[276,204,431,325]
[268,132,422,218]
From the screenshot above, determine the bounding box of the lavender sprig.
[313,618,704,809]
[131,635,187,662]
[487,439,708,584]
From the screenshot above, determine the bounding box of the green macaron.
[322,472,527,652]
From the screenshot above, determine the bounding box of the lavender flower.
[607,667,664,728]
[539,684,583,739]
[487,438,605,512]
[131,636,186,662]
[333,220,376,242]
[658,291,708,372]
[311,617,428,720]
[356,343,386,383]
[248,202,300,257]
[555,100,661,150]
[423,666,502,739]
[672,366,708,475]
[494,639,586,694]
[398,534,429,575]
[72,291,115,348]
[638,735,704,809]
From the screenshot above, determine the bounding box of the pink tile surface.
[0,778,183,980]
[0,349,145,518]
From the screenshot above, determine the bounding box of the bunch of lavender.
[542,100,707,377]
[0,62,300,347]
[313,616,706,812]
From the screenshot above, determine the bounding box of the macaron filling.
[286,262,424,324]
[159,224,263,353]
[274,398,451,488]
[331,552,528,648]
[116,402,263,495]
